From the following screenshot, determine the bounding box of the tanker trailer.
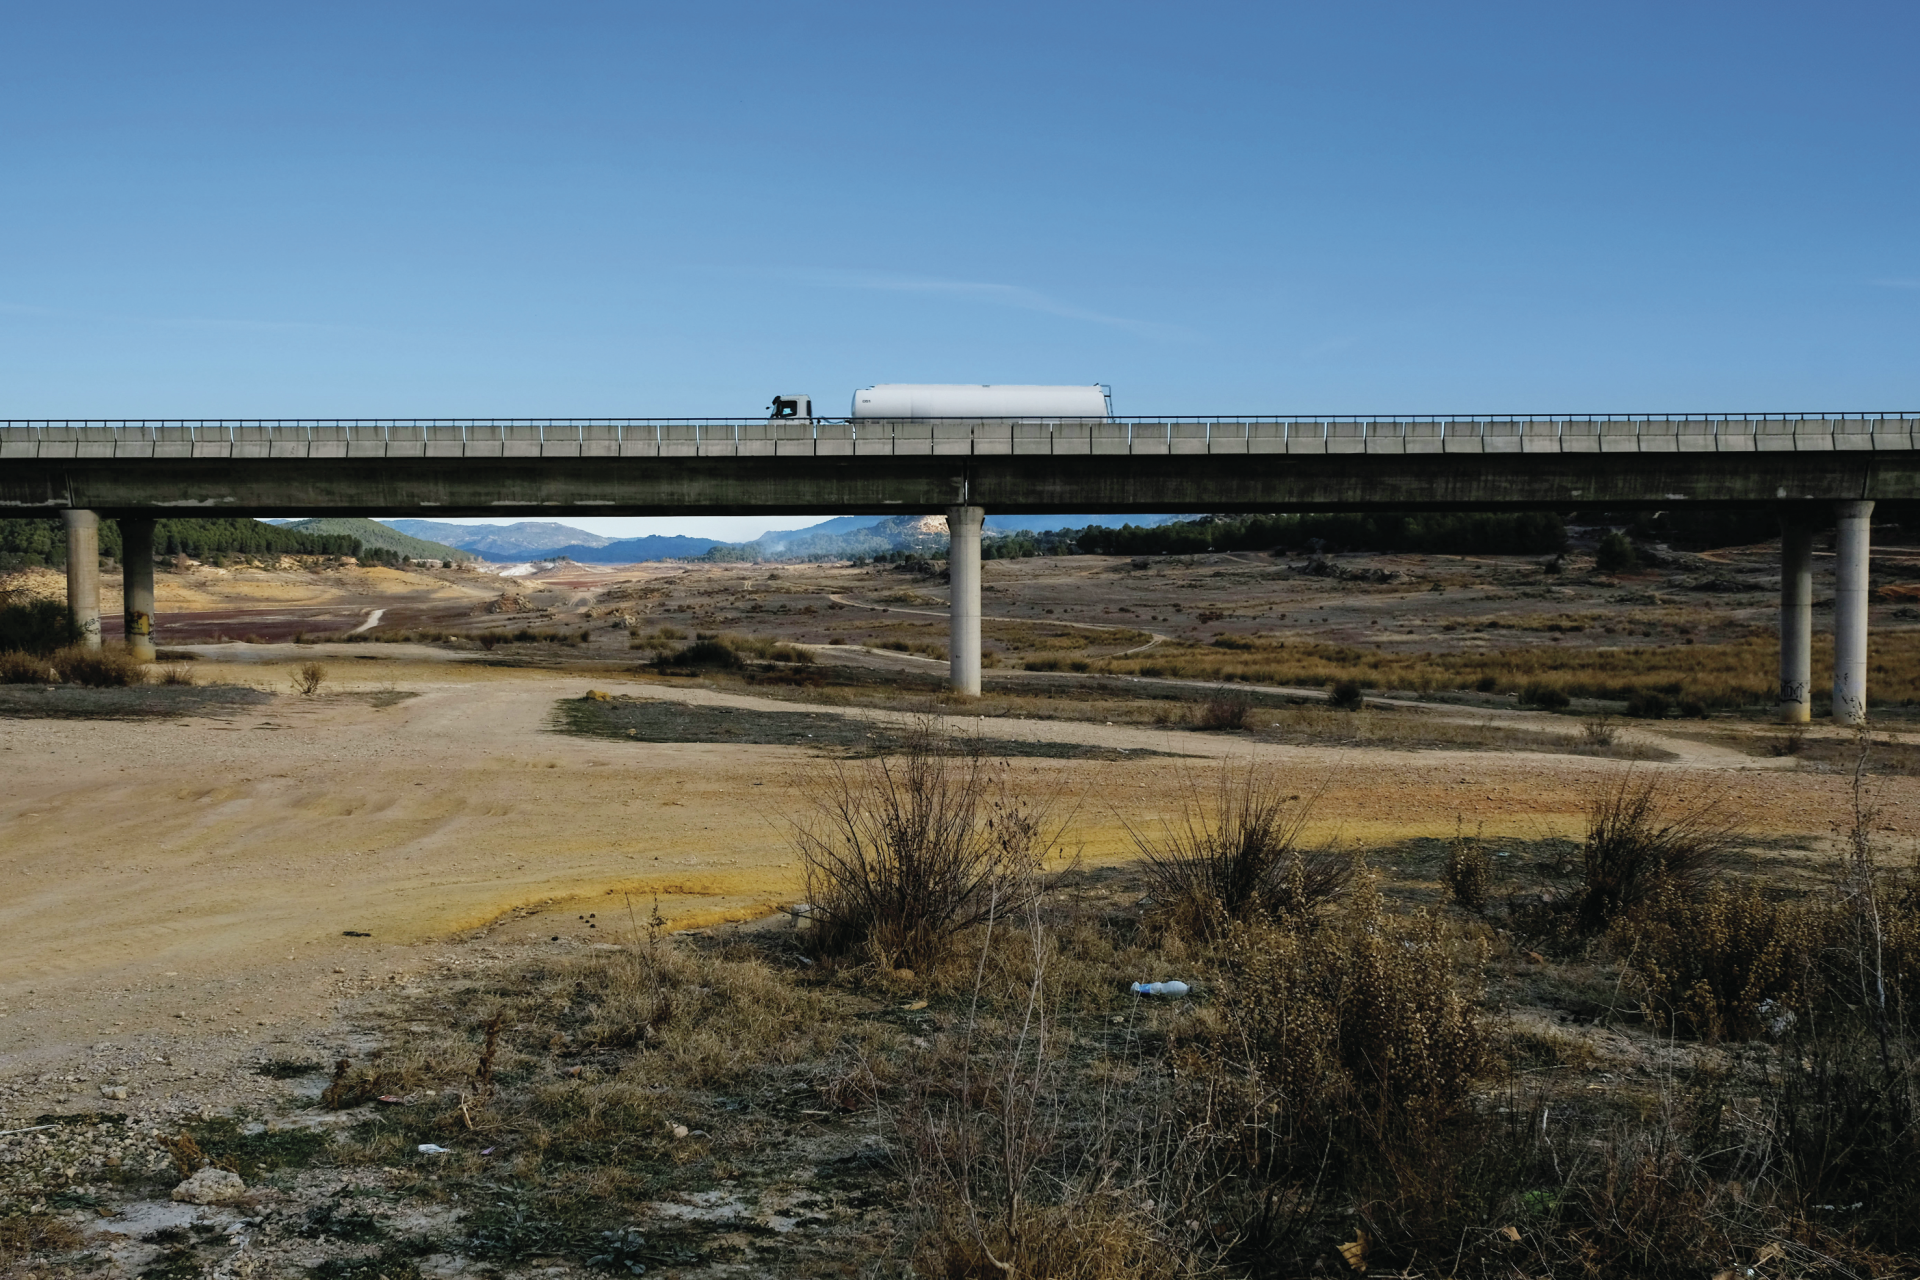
[849,384,1110,419]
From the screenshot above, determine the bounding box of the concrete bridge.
[6,412,1918,723]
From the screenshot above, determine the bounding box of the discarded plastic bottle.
[1130,981,1190,997]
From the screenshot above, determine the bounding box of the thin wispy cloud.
[791,269,1195,341]
[0,299,390,337]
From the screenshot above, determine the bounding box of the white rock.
[172,1167,247,1204]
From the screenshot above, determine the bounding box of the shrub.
[665,638,742,668]
[1131,766,1347,939]
[1443,825,1492,912]
[0,650,53,683]
[788,724,1054,972]
[292,662,327,697]
[0,598,77,655]
[1595,530,1639,573]
[50,645,144,687]
[1614,876,1821,1039]
[1625,689,1671,719]
[1196,689,1252,730]
[1575,771,1740,933]
[157,663,195,686]
[1579,713,1619,747]
[1213,869,1488,1126]
[1328,678,1364,710]
[1519,681,1570,710]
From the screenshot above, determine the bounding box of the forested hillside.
[0,517,407,570]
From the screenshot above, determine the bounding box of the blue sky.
[5,2,1916,539]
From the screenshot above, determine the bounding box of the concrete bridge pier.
[946,504,984,696]
[61,509,102,650]
[1778,518,1814,723]
[1832,499,1874,725]
[121,517,157,661]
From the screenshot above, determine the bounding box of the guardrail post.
[1832,500,1874,725]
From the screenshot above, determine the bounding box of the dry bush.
[1580,713,1619,747]
[1210,869,1488,1127]
[1195,688,1253,730]
[1613,877,1821,1039]
[1186,871,1499,1271]
[1443,823,1492,912]
[650,630,815,665]
[158,662,196,686]
[1575,769,1740,933]
[1327,678,1364,710]
[1130,765,1346,939]
[789,723,1057,973]
[50,644,145,686]
[291,661,327,696]
[0,650,53,683]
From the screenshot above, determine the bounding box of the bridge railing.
[3,415,1917,459]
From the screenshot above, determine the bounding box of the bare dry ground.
[5,546,1920,1276]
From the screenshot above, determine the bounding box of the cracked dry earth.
[4,658,1919,1276]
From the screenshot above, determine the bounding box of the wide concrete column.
[1832,499,1874,726]
[121,518,157,661]
[61,509,102,651]
[946,504,984,696]
[1778,518,1814,723]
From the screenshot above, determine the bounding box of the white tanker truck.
[767,384,1111,421]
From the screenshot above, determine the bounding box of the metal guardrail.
[2,414,1917,459]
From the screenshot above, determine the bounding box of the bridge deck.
[4,415,1918,460]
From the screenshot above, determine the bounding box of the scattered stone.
[172,1167,247,1204]
[99,1085,128,1100]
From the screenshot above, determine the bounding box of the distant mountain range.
[388,520,617,555]
[370,514,1178,564]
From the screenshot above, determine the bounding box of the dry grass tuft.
[789,722,1057,972]
[1576,768,1741,933]
[1443,822,1492,912]
[1131,764,1347,939]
